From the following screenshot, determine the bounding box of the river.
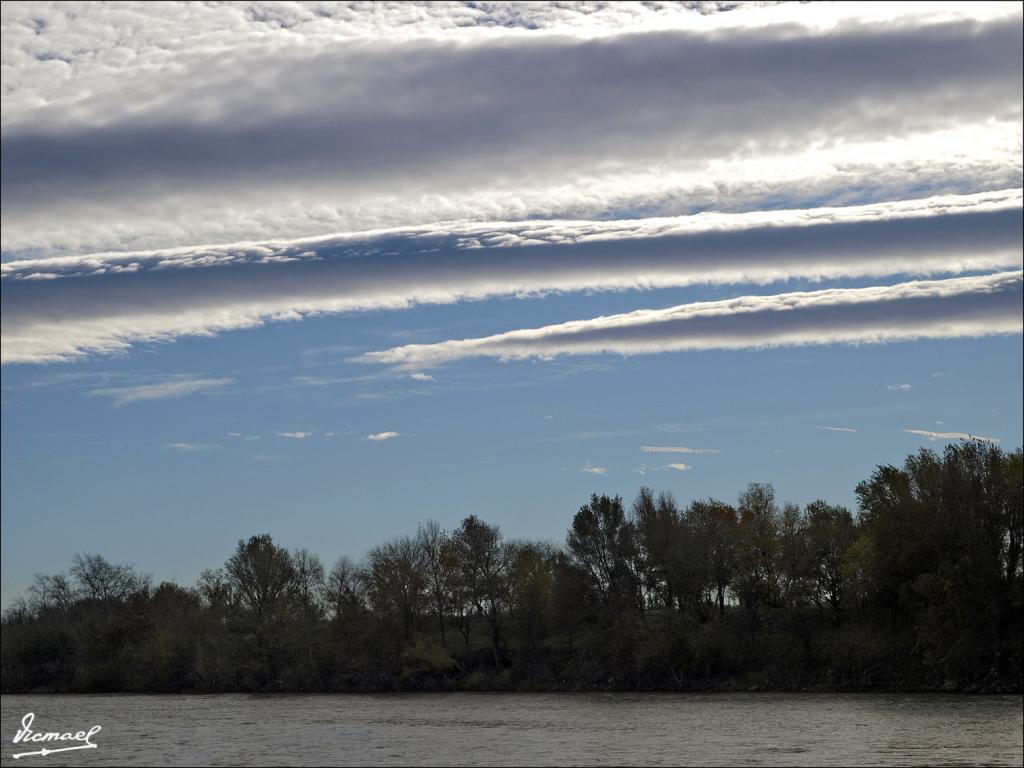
[1,693,1021,766]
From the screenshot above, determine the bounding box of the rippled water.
[1,693,1021,766]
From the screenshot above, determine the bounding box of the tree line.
[2,441,1021,693]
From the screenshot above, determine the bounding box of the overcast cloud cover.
[0,2,1021,607]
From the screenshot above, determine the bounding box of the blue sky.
[1,1,1022,607]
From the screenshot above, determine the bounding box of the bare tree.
[417,520,458,646]
[291,547,326,620]
[28,572,76,612]
[197,567,238,611]
[364,537,426,641]
[326,556,364,619]
[70,554,149,602]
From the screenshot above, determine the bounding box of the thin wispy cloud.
[904,429,999,443]
[581,463,608,475]
[290,373,389,388]
[887,384,913,392]
[633,461,700,474]
[364,271,1023,370]
[641,446,722,454]
[366,432,401,442]
[24,370,118,388]
[89,377,232,405]
[252,454,287,463]
[167,442,209,451]
[277,432,312,440]
[409,373,435,382]
[227,432,260,441]
[816,426,857,433]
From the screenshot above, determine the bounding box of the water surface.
[2,693,1021,766]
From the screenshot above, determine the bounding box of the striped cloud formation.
[2,192,1021,364]
[1,1,1022,365]
[361,272,1024,369]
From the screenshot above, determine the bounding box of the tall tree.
[326,556,363,620]
[417,520,458,647]
[224,535,296,620]
[291,548,326,620]
[364,537,426,642]
[734,483,781,624]
[507,540,555,663]
[632,488,683,611]
[687,499,738,620]
[801,500,856,618]
[567,494,641,612]
[452,515,509,666]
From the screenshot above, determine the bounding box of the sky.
[1,0,1022,608]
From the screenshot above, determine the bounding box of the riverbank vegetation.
[2,442,1021,694]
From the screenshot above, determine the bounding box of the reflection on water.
[1,693,1021,766]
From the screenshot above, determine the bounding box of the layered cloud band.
[2,3,1020,255]
[2,192,1020,363]
[362,271,1024,370]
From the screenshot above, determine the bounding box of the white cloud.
[1,3,1019,258]
[227,432,259,441]
[6,126,1020,259]
[8,1,1024,259]
[276,431,312,440]
[641,446,722,454]
[364,271,1023,370]
[366,431,401,441]
[89,376,231,405]
[633,460,703,474]
[904,428,999,443]
[6,190,1020,281]
[167,442,205,451]
[581,463,608,475]
[2,1,1021,388]
[886,383,914,391]
[931,371,953,378]
[816,426,857,433]
[4,192,1019,364]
